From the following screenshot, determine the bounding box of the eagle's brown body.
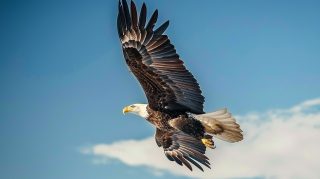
[146,105,175,130]
[146,106,205,139]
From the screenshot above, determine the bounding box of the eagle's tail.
[194,109,243,143]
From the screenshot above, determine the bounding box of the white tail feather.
[195,108,243,143]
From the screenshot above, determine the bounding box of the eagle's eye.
[130,105,136,108]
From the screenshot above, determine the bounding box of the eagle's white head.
[122,103,149,118]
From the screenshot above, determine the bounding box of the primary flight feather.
[117,0,243,171]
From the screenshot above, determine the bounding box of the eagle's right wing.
[118,0,205,114]
[155,128,210,171]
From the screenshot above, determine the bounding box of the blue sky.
[1,0,320,179]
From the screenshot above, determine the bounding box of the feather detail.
[194,109,243,143]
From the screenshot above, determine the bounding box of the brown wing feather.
[118,0,205,114]
[155,128,210,171]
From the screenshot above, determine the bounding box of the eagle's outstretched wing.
[118,0,205,114]
[155,129,210,171]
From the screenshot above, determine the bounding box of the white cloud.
[81,98,320,178]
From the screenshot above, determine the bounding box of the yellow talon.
[201,138,215,149]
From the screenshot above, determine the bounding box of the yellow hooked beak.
[122,106,134,114]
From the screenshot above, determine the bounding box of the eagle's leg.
[201,135,215,149]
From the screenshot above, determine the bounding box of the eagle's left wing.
[155,128,211,171]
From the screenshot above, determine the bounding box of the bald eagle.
[118,0,243,171]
